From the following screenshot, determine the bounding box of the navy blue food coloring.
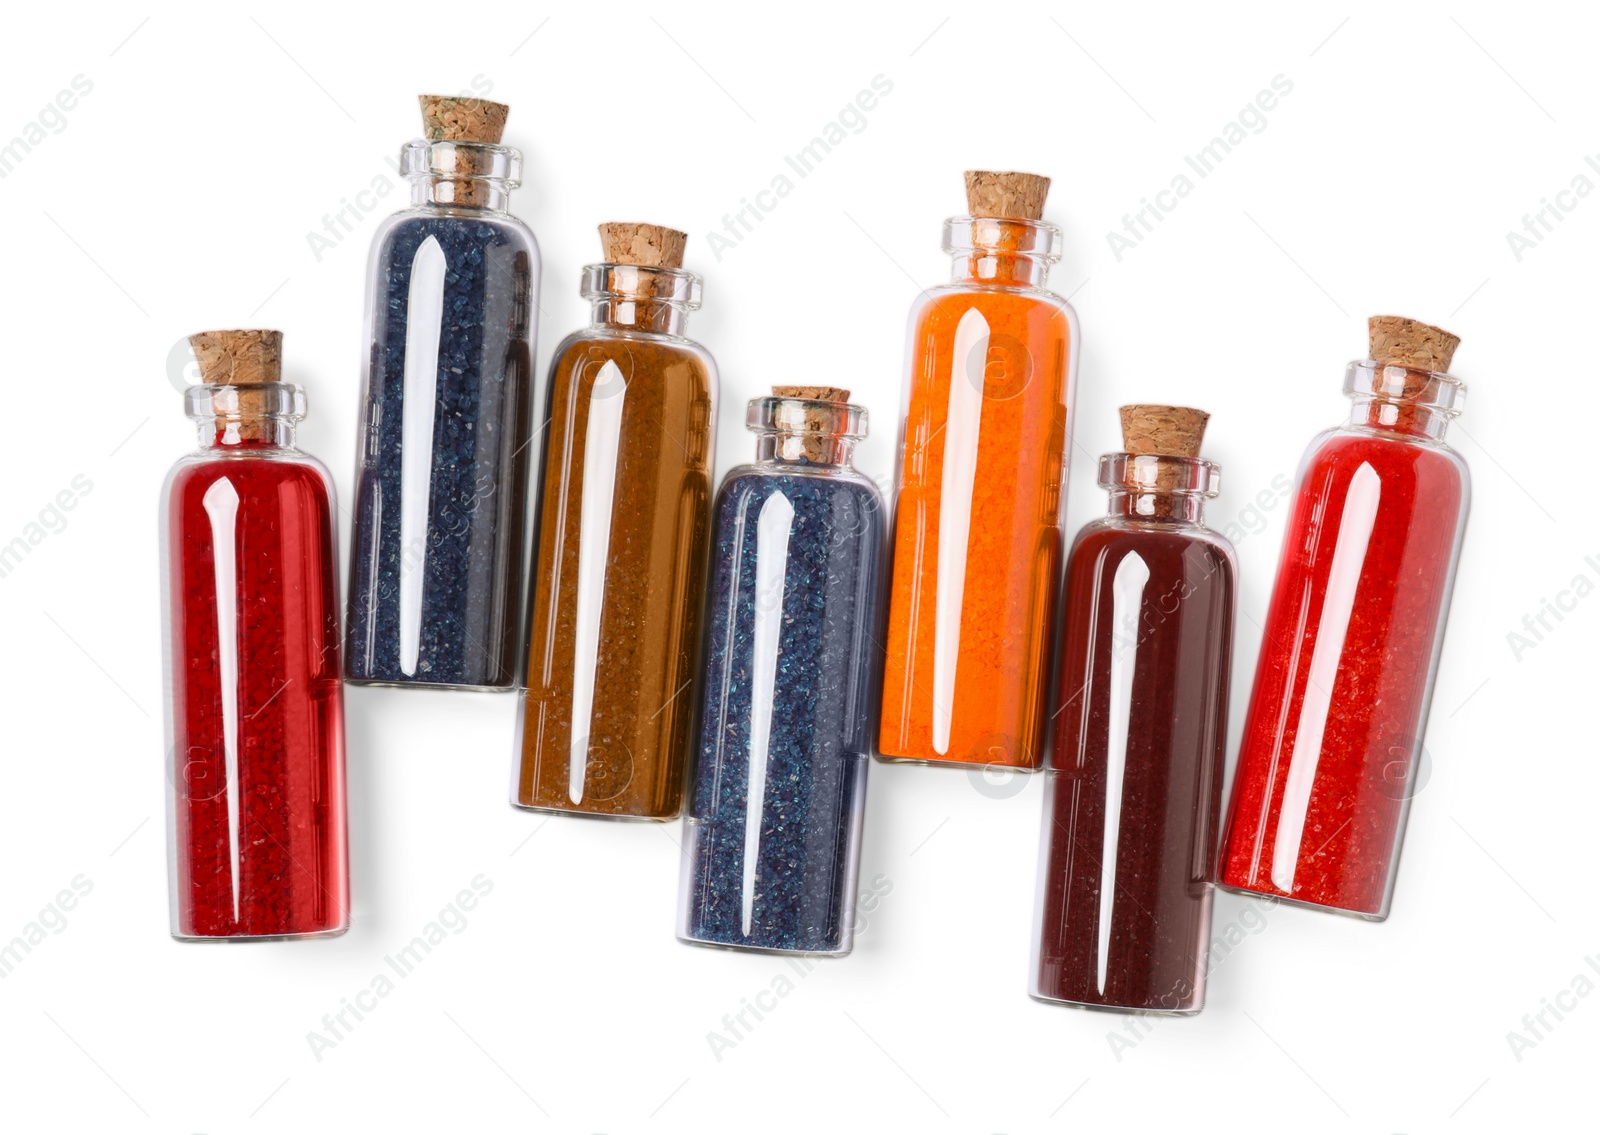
[346,97,538,689]
[679,390,885,955]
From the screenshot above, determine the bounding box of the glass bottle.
[1219,317,1471,919]
[346,96,538,690]
[160,331,348,940]
[1032,407,1234,1013]
[679,389,886,955]
[515,224,716,819]
[878,171,1078,769]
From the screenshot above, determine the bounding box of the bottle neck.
[589,297,689,336]
[186,383,304,451]
[583,264,700,337]
[1343,360,1464,441]
[410,177,510,212]
[755,433,859,467]
[944,216,1061,289]
[197,420,298,450]
[1099,453,1218,525]
[1107,488,1206,523]
[749,396,867,470]
[402,139,520,213]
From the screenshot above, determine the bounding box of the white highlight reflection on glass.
[1099,551,1148,993]
[932,306,989,755]
[1271,461,1382,893]
[742,491,795,935]
[570,360,628,804]
[399,235,447,676]
[203,475,242,921]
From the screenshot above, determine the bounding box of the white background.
[0,2,1593,1131]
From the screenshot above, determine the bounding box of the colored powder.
[347,215,535,688]
[516,333,714,818]
[1035,525,1233,1011]
[1219,432,1466,916]
[879,289,1072,767]
[680,470,884,953]
[164,449,348,938]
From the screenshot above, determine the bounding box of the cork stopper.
[598,223,687,269]
[418,95,509,143]
[1119,404,1209,457]
[766,385,857,463]
[772,385,851,402]
[188,330,286,442]
[964,170,1050,220]
[1368,315,1460,374]
[189,330,282,386]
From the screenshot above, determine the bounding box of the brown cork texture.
[772,385,851,402]
[419,95,509,143]
[599,223,688,269]
[1369,315,1461,373]
[964,170,1051,219]
[1120,404,1209,457]
[189,329,282,385]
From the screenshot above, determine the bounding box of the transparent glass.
[160,384,349,940]
[1219,360,1471,918]
[1032,453,1233,1012]
[346,138,540,690]
[514,263,716,819]
[879,216,1079,768]
[678,396,885,954]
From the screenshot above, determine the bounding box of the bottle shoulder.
[1300,425,1470,490]
[904,285,1076,369]
[1070,516,1238,574]
[371,205,540,255]
[907,285,1074,333]
[163,448,337,502]
[718,464,884,506]
[914,281,1069,306]
[552,325,715,359]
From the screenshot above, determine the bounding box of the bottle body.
[345,195,539,689]
[679,432,885,954]
[161,400,348,939]
[879,219,1077,768]
[1032,465,1233,1012]
[515,311,716,819]
[1219,365,1470,918]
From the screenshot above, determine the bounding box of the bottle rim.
[401,139,522,188]
[942,215,1062,261]
[1345,359,1466,415]
[581,263,703,309]
[1098,452,1220,498]
[746,395,868,441]
[184,382,306,422]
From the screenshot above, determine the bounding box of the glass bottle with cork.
[160,330,349,940]
[346,95,539,690]
[1032,406,1234,1013]
[878,170,1079,769]
[515,223,716,820]
[1218,316,1471,919]
[678,387,885,955]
